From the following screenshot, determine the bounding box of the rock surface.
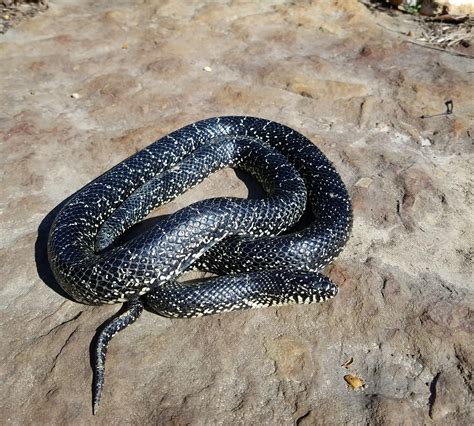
[0,0,473,424]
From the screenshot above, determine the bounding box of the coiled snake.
[47,116,352,413]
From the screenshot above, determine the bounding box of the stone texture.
[0,0,473,424]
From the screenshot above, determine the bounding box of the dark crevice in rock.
[380,276,388,301]
[38,311,83,340]
[428,372,441,419]
[296,409,312,425]
[45,387,59,399]
[439,281,453,294]
[50,326,79,373]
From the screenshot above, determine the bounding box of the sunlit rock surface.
[0,0,472,424]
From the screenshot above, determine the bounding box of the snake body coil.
[47,116,352,413]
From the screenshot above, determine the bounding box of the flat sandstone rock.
[0,0,472,424]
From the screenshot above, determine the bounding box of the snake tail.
[92,298,144,415]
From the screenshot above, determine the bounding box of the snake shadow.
[35,196,76,301]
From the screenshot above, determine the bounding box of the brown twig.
[405,39,474,58]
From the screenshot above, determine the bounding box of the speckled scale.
[146,270,339,318]
[48,116,352,315]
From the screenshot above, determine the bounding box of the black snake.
[47,116,352,413]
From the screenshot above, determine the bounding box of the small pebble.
[122,42,129,49]
[71,93,80,99]
[420,137,432,146]
[203,66,212,72]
